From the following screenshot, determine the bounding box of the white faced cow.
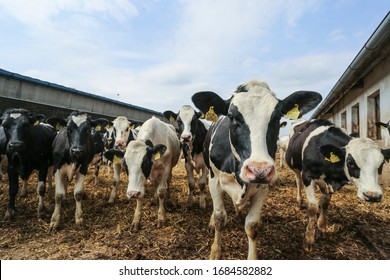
[48,111,108,231]
[108,116,138,203]
[191,80,322,259]
[106,116,180,230]
[1,109,56,221]
[375,120,390,146]
[285,119,390,251]
[163,105,209,209]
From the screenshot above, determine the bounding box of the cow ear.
[280,121,287,128]
[104,149,125,164]
[192,91,230,121]
[163,111,178,123]
[381,149,390,163]
[151,144,167,161]
[46,117,67,131]
[319,145,345,164]
[375,122,389,129]
[92,118,109,132]
[280,91,322,120]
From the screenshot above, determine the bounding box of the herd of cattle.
[1,79,390,259]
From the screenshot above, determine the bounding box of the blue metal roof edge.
[0,68,163,116]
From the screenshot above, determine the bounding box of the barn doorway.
[367,91,380,140]
[351,103,360,136]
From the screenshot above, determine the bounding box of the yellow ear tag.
[205,106,218,122]
[95,124,101,132]
[105,124,111,129]
[285,104,300,120]
[154,151,161,160]
[280,123,286,128]
[113,155,122,164]
[55,123,63,131]
[130,124,135,129]
[381,125,387,129]
[34,120,40,126]
[200,113,205,119]
[169,116,175,122]
[325,152,341,163]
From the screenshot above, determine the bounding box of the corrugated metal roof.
[312,11,390,119]
[0,68,163,116]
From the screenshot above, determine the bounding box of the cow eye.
[227,113,234,121]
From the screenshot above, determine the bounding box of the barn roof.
[312,11,390,119]
[0,68,163,116]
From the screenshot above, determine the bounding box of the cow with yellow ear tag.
[285,118,390,252]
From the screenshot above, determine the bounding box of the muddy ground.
[0,155,389,260]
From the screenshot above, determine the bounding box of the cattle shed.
[311,12,390,184]
[0,68,164,123]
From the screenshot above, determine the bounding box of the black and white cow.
[106,116,180,230]
[191,80,322,259]
[375,120,390,146]
[285,119,390,251]
[48,111,108,231]
[107,116,138,203]
[1,108,56,221]
[102,121,115,173]
[163,105,209,209]
[0,124,7,180]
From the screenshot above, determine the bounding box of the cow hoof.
[3,209,15,221]
[157,220,166,228]
[130,222,141,232]
[37,208,47,219]
[48,223,59,233]
[303,242,314,252]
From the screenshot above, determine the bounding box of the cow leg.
[209,176,227,260]
[184,160,195,208]
[279,149,285,168]
[156,176,169,228]
[74,173,85,227]
[4,170,19,221]
[303,180,318,252]
[317,193,332,234]
[94,158,101,185]
[198,165,208,209]
[293,170,305,209]
[19,179,28,197]
[109,163,121,203]
[36,168,48,218]
[47,166,54,195]
[130,198,143,231]
[49,170,68,232]
[245,185,269,260]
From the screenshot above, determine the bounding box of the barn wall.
[0,71,164,122]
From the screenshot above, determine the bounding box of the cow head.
[103,122,115,150]
[1,109,42,163]
[124,140,166,198]
[192,80,322,184]
[319,138,390,202]
[112,116,136,150]
[164,105,204,143]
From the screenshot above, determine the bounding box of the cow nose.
[127,190,142,199]
[8,141,24,152]
[244,162,275,183]
[181,135,192,143]
[70,147,84,157]
[115,140,126,150]
[363,191,382,202]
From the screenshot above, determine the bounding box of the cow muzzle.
[180,134,192,143]
[70,147,85,159]
[7,141,25,153]
[363,191,383,202]
[243,162,276,184]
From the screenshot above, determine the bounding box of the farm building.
[0,68,164,122]
[311,12,390,184]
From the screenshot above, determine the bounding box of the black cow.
[191,80,322,259]
[163,105,209,209]
[47,111,108,231]
[285,119,390,251]
[1,108,56,221]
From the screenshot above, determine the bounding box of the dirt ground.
[0,155,389,260]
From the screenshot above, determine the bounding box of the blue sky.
[0,0,389,117]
